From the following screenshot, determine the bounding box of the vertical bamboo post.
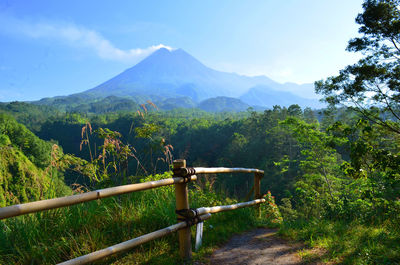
[173,159,192,261]
[254,172,262,217]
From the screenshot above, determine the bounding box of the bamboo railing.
[0,159,266,264]
[58,213,213,265]
[0,175,198,220]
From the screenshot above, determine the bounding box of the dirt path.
[205,228,305,265]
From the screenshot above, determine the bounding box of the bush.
[260,191,282,227]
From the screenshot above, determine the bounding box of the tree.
[278,117,344,219]
[288,104,302,117]
[316,0,400,134]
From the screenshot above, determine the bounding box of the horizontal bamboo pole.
[0,175,197,220]
[196,198,266,216]
[58,213,212,265]
[193,167,264,175]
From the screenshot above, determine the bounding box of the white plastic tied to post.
[195,221,203,251]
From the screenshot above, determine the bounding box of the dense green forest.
[1,0,400,264]
[1,99,399,264]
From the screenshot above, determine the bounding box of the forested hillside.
[0,114,70,207]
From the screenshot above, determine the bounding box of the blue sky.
[0,0,364,102]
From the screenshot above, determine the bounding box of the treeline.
[0,100,360,204]
[6,103,319,196]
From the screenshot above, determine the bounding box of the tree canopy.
[316,0,400,133]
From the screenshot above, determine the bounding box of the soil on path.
[205,228,306,265]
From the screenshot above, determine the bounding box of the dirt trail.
[205,228,305,265]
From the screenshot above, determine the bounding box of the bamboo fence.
[0,159,266,264]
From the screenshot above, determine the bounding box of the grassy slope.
[279,219,400,264]
[0,172,266,265]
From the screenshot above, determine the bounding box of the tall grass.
[0,172,263,264]
[279,219,400,264]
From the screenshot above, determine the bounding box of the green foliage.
[0,113,53,168]
[0,101,62,132]
[316,0,400,134]
[0,139,70,207]
[0,114,71,206]
[327,119,400,223]
[275,117,344,219]
[0,134,11,146]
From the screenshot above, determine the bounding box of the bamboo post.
[254,172,263,217]
[173,159,192,261]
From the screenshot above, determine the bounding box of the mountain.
[154,97,197,110]
[240,85,322,108]
[35,48,323,109]
[198,97,250,112]
[82,48,278,102]
[68,96,139,113]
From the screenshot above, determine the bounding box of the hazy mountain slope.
[33,47,323,109]
[240,85,323,108]
[198,97,250,112]
[82,48,283,102]
[154,97,197,110]
[68,96,139,113]
[33,94,99,111]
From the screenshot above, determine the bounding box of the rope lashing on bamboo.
[175,208,202,226]
[173,167,196,183]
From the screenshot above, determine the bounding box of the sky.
[0,0,364,102]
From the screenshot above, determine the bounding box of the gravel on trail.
[205,228,306,265]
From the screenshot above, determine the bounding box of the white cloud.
[0,14,173,63]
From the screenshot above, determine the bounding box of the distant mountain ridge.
[35,48,323,110]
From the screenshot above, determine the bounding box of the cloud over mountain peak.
[0,13,173,63]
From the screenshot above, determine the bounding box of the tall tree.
[316,0,400,133]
